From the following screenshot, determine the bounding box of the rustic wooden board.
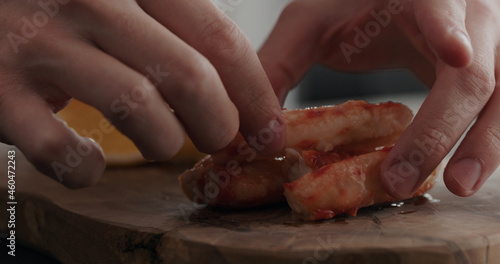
[1,142,500,264]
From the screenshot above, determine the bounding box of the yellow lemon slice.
[56,99,204,166]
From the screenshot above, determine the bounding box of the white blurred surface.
[224,0,292,49]
[290,92,430,113]
[220,0,300,108]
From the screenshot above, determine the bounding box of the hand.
[0,0,285,188]
[259,0,500,198]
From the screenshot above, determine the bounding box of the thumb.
[258,1,321,105]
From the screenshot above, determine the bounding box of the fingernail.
[450,158,482,192]
[272,111,286,136]
[383,161,420,199]
[270,113,287,147]
[85,137,103,153]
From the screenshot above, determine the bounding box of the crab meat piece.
[178,100,436,221]
[284,149,437,221]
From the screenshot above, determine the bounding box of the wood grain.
[1,143,500,264]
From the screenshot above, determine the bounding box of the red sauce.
[339,127,350,135]
[351,169,362,181]
[383,101,398,107]
[306,109,326,118]
[297,139,318,149]
[346,208,358,216]
[302,150,349,170]
[283,182,297,191]
[196,172,207,189]
[329,105,348,115]
[379,146,393,152]
[311,166,330,178]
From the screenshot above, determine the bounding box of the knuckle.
[103,10,139,38]
[111,12,139,37]
[30,130,68,166]
[139,128,185,162]
[157,136,185,161]
[197,123,238,154]
[154,129,186,161]
[460,63,495,102]
[106,83,157,124]
[199,14,248,58]
[171,56,219,102]
[470,0,495,23]
[244,89,269,109]
[73,0,138,34]
[418,124,453,158]
[482,122,500,153]
[0,85,19,111]
[457,0,466,9]
[0,13,63,60]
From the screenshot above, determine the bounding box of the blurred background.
[225,0,429,108]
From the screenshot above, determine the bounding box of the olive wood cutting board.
[1,142,500,264]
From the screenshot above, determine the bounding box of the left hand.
[0,0,286,188]
[259,0,500,198]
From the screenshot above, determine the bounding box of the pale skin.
[0,0,286,188]
[259,0,500,198]
[1,0,499,200]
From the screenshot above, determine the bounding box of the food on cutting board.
[179,100,437,221]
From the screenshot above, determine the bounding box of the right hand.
[259,0,500,198]
[0,0,285,188]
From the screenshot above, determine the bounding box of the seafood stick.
[179,100,437,221]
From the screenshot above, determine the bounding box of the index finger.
[138,0,286,154]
